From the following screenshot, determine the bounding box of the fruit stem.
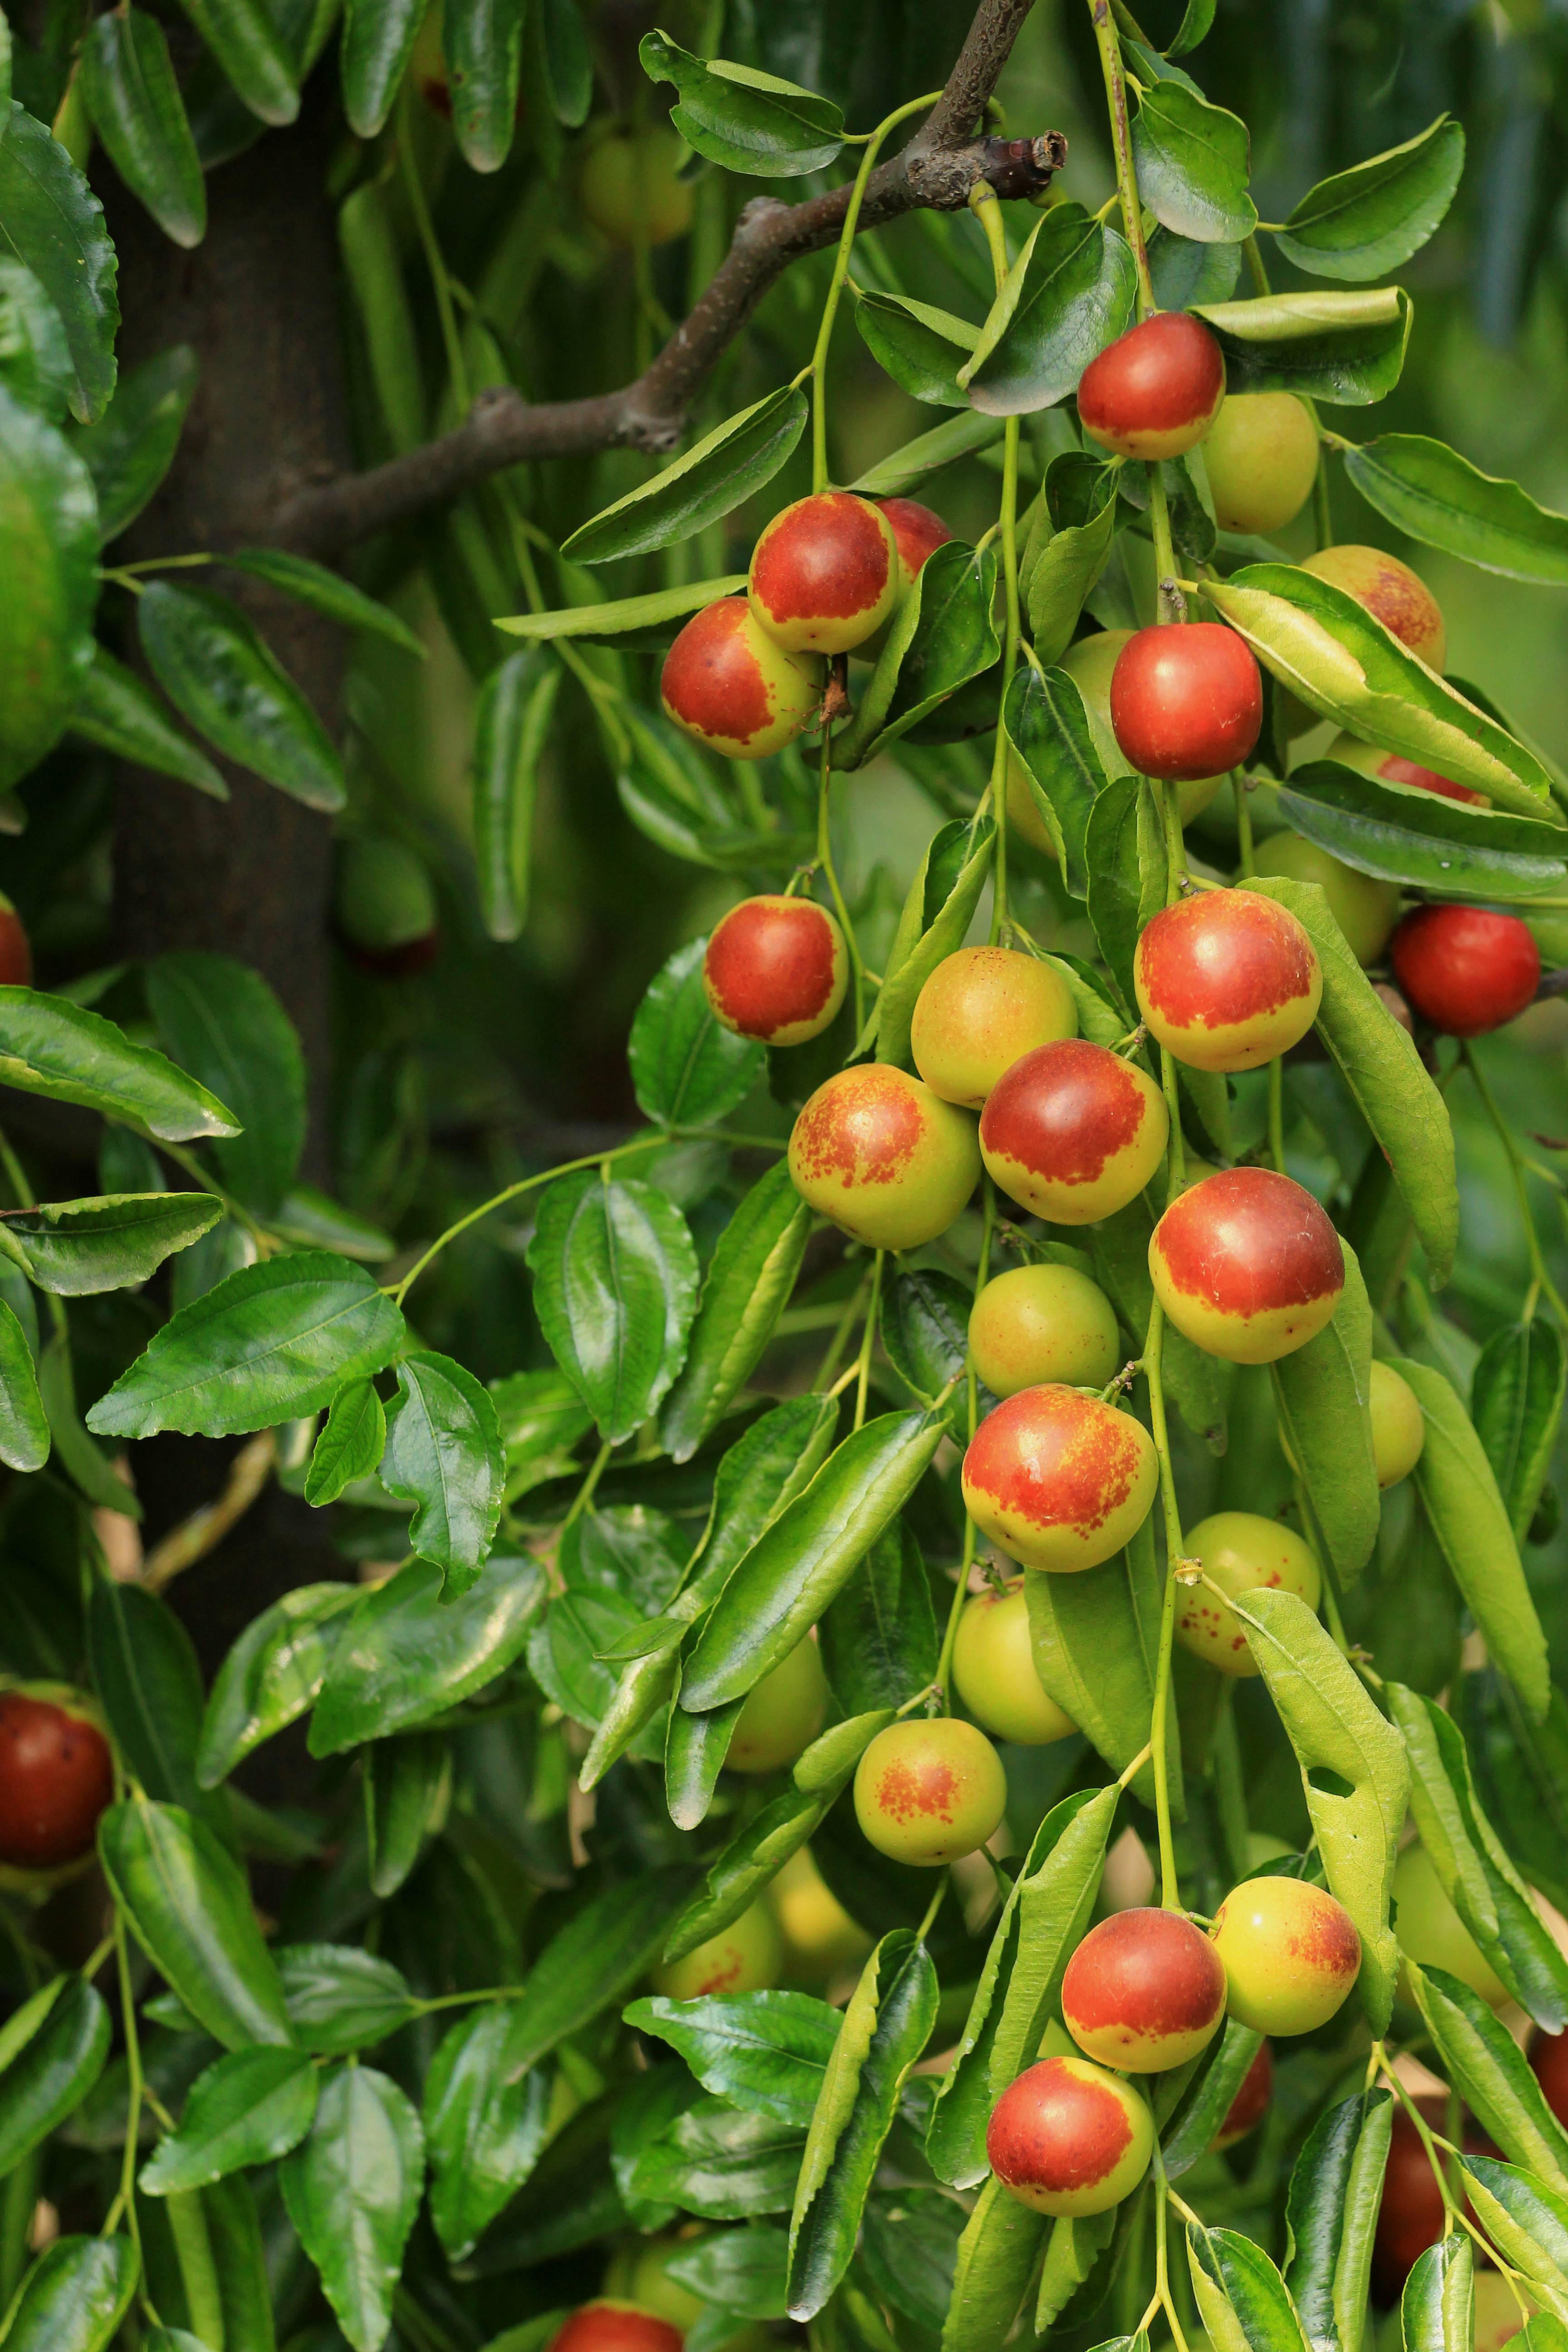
[562,1439,613,1532]
[1088,0,1156,318]
[809,91,945,495]
[853,1252,885,1433]
[1461,1041,1568,1324]
[104,1910,145,2262]
[392,1131,668,1306]
[1267,1058,1286,1176]
[1151,2146,1193,2352]
[1230,769,1255,876]
[1372,2043,1458,2219]
[970,193,1024,948]
[1142,1298,1186,1911]
[937,1179,997,1706]
[1148,470,1182,621]
[916,1873,948,1943]
[817,737,865,1034]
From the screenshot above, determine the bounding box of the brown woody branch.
[277,0,1061,556]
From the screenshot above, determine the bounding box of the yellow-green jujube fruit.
[724,1637,828,1774]
[1175,1511,1322,1677]
[578,124,695,248]
[968,1263,1122,1398]
[911,946,1077,1109]
[1210,1876,1362,2034]
[651,1900,782,1999]
[1201,393,1320,535]
[853,1718,1007,1866]
[953,1585,1078,1746]
[1393,1842,1509,2008]
[768,1847,872,1981]
[1369,1360,1425,1489]
[1250,832,1400,968]
[603,2238,710,2332]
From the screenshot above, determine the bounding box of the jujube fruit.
[651,1899,782,2000]
[1210,1876,1362,2034]
[1390,904,1540,1038]
[857,499,953,663]
[788,1064,980,1251]
[911,946,1077,1109]
[548,2305,686,2352]
[702,897,848,1047]
[1175,1510,1322,1677]
[662,598,822,761]
[337,836,441,979]
[1202,393,1319,534]
[1531,2028,1568,2131]
[1135,890,1321,1073]
[987,2054,1155,2217]
[853,1717,1006,1867]
[968,1263,1121,1397]
[1301,544,1446,671]
[1077,312,1225,462]
[1007,629,1224,858]
[724,1637,828,1774]
[980,1038,1168,1226]
[1371,2101,1492,2303]
[578,125,694,249]
[1212,2041,1274,2150]
[1110,624,1264,781]
[1393,1842,1508,2007]
[748,492,898,656]
[961,1384,1159,1573]
[1061,1906,1227,2072]
[1250,830,1399,966]
[769,1846,872,1982]
[0,895,33,988]
[1326,731,1487,808]
[1369,1360,1424,1488]
[952,1585,1077,1745]
[1149,1167,1345,1365]
[0,1690,114,1869]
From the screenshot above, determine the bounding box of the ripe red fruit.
[979,1038,1169,1225]
[1110,625,1263,782]
[702,896,847,1047]
[1077,312,1226,462]
[961,1384,1159,1573]
[987,2054,1155,2217]
[1371,2104,1493,2302]
[1150,1167,1345,1365]
[661,598,822,761]
[0,1691,114,1870]
[1135,891,1321,1073]
[1212,2041,1273,2151]
[547,2305,686,2352]
[877,497,953,592]
[1533,2029,1568,2130]
[1061,1907,1228,2073]
[0,896,32,987]
[748,493,898,655]
[1389,905,1540,1039]
[1326,732,1487,808]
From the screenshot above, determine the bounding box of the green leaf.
[38,1335,139,1515]
[337,180,423,454]
[1085,772,1154,1016]
[88,1580,212,1819]
[788,1930,938,2319]
[423,2005,550,2262]
[67,343,196,541]
[225,547,423,655]
[666,2224,789,2318]
[280,2066,424,2352]
[537,0,590,123]
[681,1412,946,1711]
[1283,2091,1393,2352]
[0,2236,138,2352]
[137,581,345,811]
[0,1295,47,1471]
[1274,118,1464,282]
[853,289,974,408]
[630,935,763,1129]
[564,388,808,564]
[0,1191,219,1296]
[1279,763,1568,901]
[967,203,1137,416]
[1132,81,1256,244]
[496,1866,697,2082]
[1271,1238,1380,1586]
[1021,470,1119,671]
[0,103,118,424]
[872,815,995,1064]
[1401,2230,1471,2352]
[631,2096,805,2220]
[1341,431,1567,589]
[1166,0,1217,58]
[1228,1586,1407,2031]
[309,1551,545,1753]
[279,1943,418,2054]
[1407,1961,1568,2197]
[639,32,843,176]
[1159,2019,1266,2181]
[1024,1517,1175,1808]
[305,1379,386,1506]
[0,257,72,419]
[1004,665,1108,894]
[1188,2225,1312,2352]
[88,1251,406,1440]
[1473,1318,1566,1548]
[0,1975,110,2175]
[80,10,205,250]
[470,645,559,942]
[0,384,98,788]
[140,2046,318,2193]
[1087,1188,1227,1450]
[98,1797,294,2051]
[69,646,226,797]
[365,1732,447,1896]
[175,0,299,125]
[446,0,524,168]
[1460,2154,1568,2320]
[196,1582,358,1785]
[496,576,749,644]
[0,988,238,1144]
[1247,878,1458,1284]
[942,2174,1049,2352]
[1191,286,1411,404]
[625,1991,840,2128]
[527,1171,699,1445]
[379,1350,504,1594]
[1388,1355,1550,1723]
[339,0,427,136]
[848,410,1005,498]
[819,1520,937,1716]
[1147,223,1241,308]
[658,1161,812,1464]
[879,1265,976,1429]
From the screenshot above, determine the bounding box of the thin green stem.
[157,1140,271,1248]
[1231,769,1255,876]
[938,1179,996,1705]
[1148,466,1181,616]
[1143,1298,1186,1911]
[392,1132,665,1306]
[561,1439,612,1534]
[1267,1057,1286,1176]
[814,1268,873,1393]
[853,1251,885,1433]
[916,1872,948,1944]
[106,1912,145,2255]
[817,736,864,1034]
[1153,2149,1193,2352]
[971,190,1024,945]
[400,96,468,413]
[1088,0,1155,316]
[1463,1042,1568,1323]
[1374,2045,1457,2218]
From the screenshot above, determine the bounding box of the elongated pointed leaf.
[0,990,239,1144]
[1005,662,1107,890]
[305,1380,386,1506]
[226,547,423,654]
[471,645,559,941]
[365,1734,447,1896]
[422,2004,552,2261]
[853,292,974,406]
[1401,2232,1472,2352]
[1271,1238,1380,1586]
[1460,2154,1568,2320]
[564,388,808,564]
[446,0,524,170]
[1472,1318,1565,1546]
[340,0,429,135]
[0,1975,110,2174]
[88,1578,211,1818]
[81,10,206,249]
[0,103,118,423]
[151,949,305,1215]
[0,1295,47,1471]
[942,2174,1048,2352]
[625,1992,840,2128]
[0,1191,219,1295]
[197,1582,358,1785]
[280,2066,423,2352]
[848,411,1005,497]
[1025,1518,1174,1808]
[496,576,749,645]
[140,2046,318,2193]
[68,344,196,541]
[279,1943,418,2053]
[0,2235,139,2352]
[1188,2225,1312,2352]
[658,1160,811,1462]
[69,647,226,796]
[1279,763,1568,900]
[1407,1961,1568,2197]
[1191,288,1411,404]
[630,935,763,1130]
[138,581,345,810]
[967,203,1137,416]
[493,1865,697,2081]
[0,259,71,419]
[527,1171,699,1445]
[0,384,98,787]
[640,32,843,176]
[98,1797,294,2050]
[174,0,299,126]
[309,1551,545,1753]
[1343,431,1568,585]
[1275,118,1464,282]
[1284,2091,1392,2352]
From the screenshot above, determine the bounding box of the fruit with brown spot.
[961,1384,1159,1573]
[787,1064,981,1252]
[1175,1511,1322,1677]
[650,1900,782,2000]
[853,1717,1006,1866]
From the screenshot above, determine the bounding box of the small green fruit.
[1249,833,1399,968]
[725,1638,828,1774]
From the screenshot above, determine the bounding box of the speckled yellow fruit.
[911,946,1078,1109]
[788,1064,981,1252]
[1202,393,1319,535]
[953,1586,1078,1745]
[1249,831,1401,968]
[768,1846,872,1981]
[1369,1361,1425,1489]
[853,1717,1007,1866]
[651,1900,782,1999]
[1394,1842,1509,2008]
[1211,1877,1362,2034]
[725,1638,828,1774]
[968,1264,1122,1398]
[1175,1511,1322,1677]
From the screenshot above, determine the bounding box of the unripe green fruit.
[651,1899,782,1999]
[1174,1511,1322,1677]
[603,2239,709,2332]
[1393,1842,1509,2007]
[911,945,1077,1109]
[1211,1876,1362,2034]
[952,1586,1077,1745]
[788,1065,980,1252]
[853,1717,1006,1866]
[987,2054,1155,2217]
[338,835,438,951]
[1370,1361,1424,1488]
[1249,832,1400,968]
[1201,393,1319,534]
[578,124,694,248]
[768,1846,872,1982]
[725,1638,828,1774]
[968,1264,1121,1398]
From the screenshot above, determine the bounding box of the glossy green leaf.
[565,388,808,564]
[1085,771,1156,1015]
[80,10,206,249]
[446,0,523,168]
[1401,2231,1472,2352]
[665,2224,789,2318]
[942,2173,1048,2352]
[1025,1516,1175,1807]
[625,1991,840,2128]
[1188,2225,1311,2352]
[138,582,345,811]
[1132,81,1256,243]
[631,2096,805,2220]
[1389,1355,1549,1722]
[1283,2090,1392,2352]
[1278,763,1568,900]
[98,1797,294,2050]
[279,1943,418,2054]
[338,179,423,453]
[175,0,299,124]
[471,645,559,941]
[1460,2154,1568,2321]
[1022,478,1119,674]
[1088,1189,1227,1448]
[1473,1318,1567,1549]
[140,2046,318,2193]
[1147,222,1241,307]
[1191,287,1411,404]
[0,1296,47,1471]
[528,1171,699,1445]
[0,1191,219,1296]
[878,1265,976,1431]
[423,2005,551,2261]
[0,259,71,419]
[0,384,98,788]
[492,1365,593,1499]
[0,989,237,1145]
[848,410,1005,497]
[88,1579,210,1818]
[39,1336,140,1515]
[639,31,843,176]
[380,1349,504,1593]
[225,547,423,654]
[1005,664,1108,896]
[658,1160,812,1463]
[819,1520,937,1716]
[1034,2213,1122,2336]
[1275,118,1464,281]
[88,1252,405,1440]
[874,812,995,1064]
[1340,432,1566,588]
[491,1865,697,2080]
[0,103,118,423]
[853,289,973,408]
[309,1551,545,1752]
[0,2235,138,2352]
[1159,2017,1266,2180]
[1458,1669,1568,1921]
[1271,1237,1380,1586]
[305,1379,386,1506]
[196,1582,358,1785]
[69,646,226,797]
[365,1733,447,1896]
[280,2066,424,2352]
[340,0,427,134]
[0,1975,110,2174]
[967,204,1137,416]
[630,935,763,1130]
[1408,1961,1568,2197]
[496,576,749,645]
[68,343,196,540]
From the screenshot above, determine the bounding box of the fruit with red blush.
[0,1687,114,1871]
[1302,544,1447,671]
[1393,1842,1509,2007]
[1390,904,1540,1038]
[1110,624,1264,782]
[1135,889,1321,1073]
[1061,1906,1228,2072]
[1007,633,1227,857]
[952,1584,1078,1745]
[1202,393,1319,534]
[1077,311,1226,462]
[1250,830,1400,967]
[337,836,441,979]
[910,945,1077,1109]
[723,1637,828,1774]
[1531,2027,1568,2131]
[852,1717,1006,1867]
[1149,1167,1345,1365]
[548,2304,687,2352]
[578,124,694,248]
[787,1064,980,1252]
[0,894,32,987]
[662,598,823,761]
[702,896,848,1048]
[1211,2041,1274,2150]
[1174,1511,1322,1677]
[748,492,899,656]
[987,2053,1155,2217]
[1210,1876,1362,2033]
[961,1384,1159,1573]
[968,1264,1121,1398]
[650,1898,782,1999]
[979,1038,1168,1226]
[1326,731,1488,808]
